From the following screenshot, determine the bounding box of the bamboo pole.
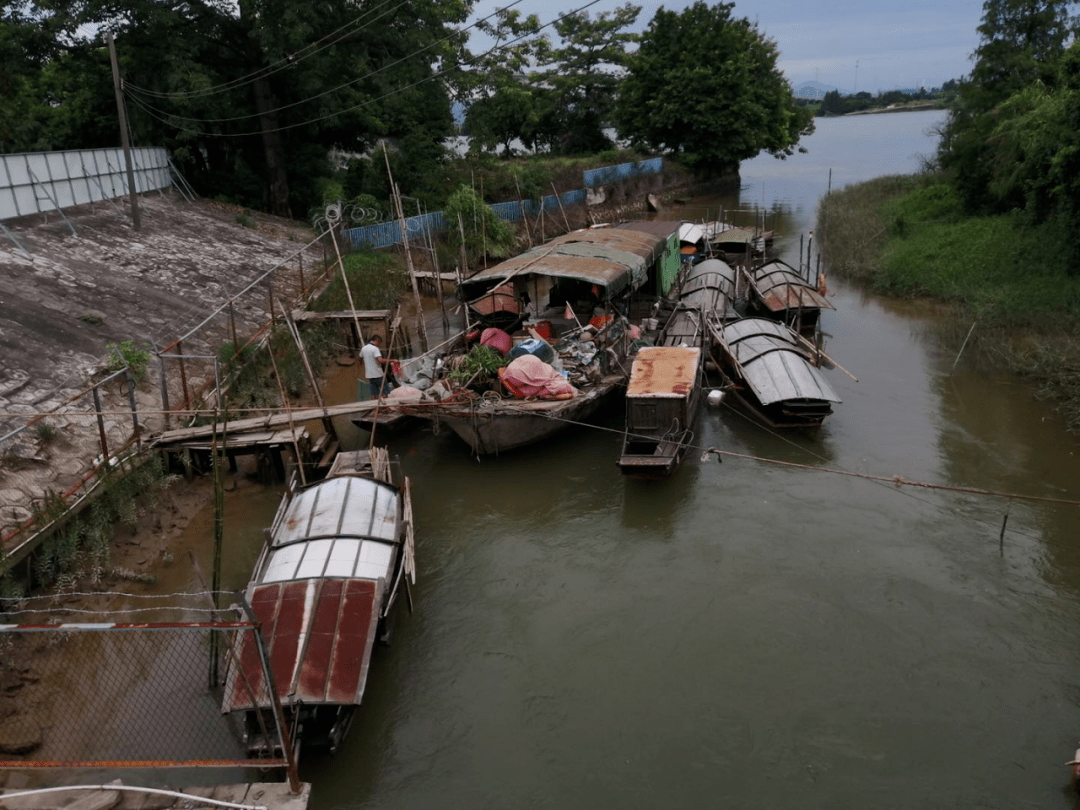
[264,336,307,487]
[515,174,532,247]
[278,299,336,440]
[383,143,429,352]
[326,217,367,352]
[551,182,572,232]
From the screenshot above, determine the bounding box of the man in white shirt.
[359,334,391,398]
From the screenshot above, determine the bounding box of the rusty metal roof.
[753,259,834,312]
[222,578,382,711]
[462,226,670,298]
[627,346,701,398]
[468,284,520,318]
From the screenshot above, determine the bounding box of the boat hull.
[438,383,619,455]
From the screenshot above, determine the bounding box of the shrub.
[106,340,152,383]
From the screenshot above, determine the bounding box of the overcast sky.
[469,0,986,92]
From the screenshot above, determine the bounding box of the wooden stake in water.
[209,405,225,685]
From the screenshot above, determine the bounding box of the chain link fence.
[0,599,291,775]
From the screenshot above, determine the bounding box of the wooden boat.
[441,223,682,455]
[748,258,833,332]
[711,317,841,428]
[436,375,624,455]
[222,447,414,758]
[617,258,736,476]
[459,222,683,328]
[618,346,702,477]
[708,224,773,259]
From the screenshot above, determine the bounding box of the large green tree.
[4,0,471,216]
[462,9,552,156]
[615,1,813,175]
[938,0,1077,211]
[537,4,640,154]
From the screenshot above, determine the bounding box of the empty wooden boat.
[618,346,703,477]
[222,448,414,758]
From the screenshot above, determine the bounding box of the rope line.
[463,401,1080,508]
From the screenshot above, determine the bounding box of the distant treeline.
[798,81,958,116]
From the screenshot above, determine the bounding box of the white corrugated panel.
[355,542,394,581]
[275,477,398,546]
[263,543,305,582]
[326,538,362,578]
[296,538,333,579]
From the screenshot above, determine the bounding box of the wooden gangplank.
[152,401,389,446]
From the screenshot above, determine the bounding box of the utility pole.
[107,33,141,231]
[854,60,859,94]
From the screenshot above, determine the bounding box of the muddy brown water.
[164,111,1080,808]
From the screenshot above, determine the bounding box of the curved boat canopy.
[722,318,841,406]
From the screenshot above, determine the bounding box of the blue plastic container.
[509,338,556,365]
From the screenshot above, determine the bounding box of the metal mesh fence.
[0,606,287,770]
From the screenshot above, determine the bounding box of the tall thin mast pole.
[107,33,141,231]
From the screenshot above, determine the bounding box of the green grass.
[313,251,409,313]
[819,172,1080,430]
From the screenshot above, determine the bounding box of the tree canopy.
[934,0,1080,272]
[938,0,1078,211]
[2,0,473,216]
[461,4,639,157]
[615,1,813,175]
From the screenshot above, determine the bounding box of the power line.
[123,0,602,139]
[124,0,524,125]
[122,0,410,100]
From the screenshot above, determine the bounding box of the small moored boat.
[748,258,833,332]
[222,447,414,758]
[711,317,841,429]
[618,346,703,477]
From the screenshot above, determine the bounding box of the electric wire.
[123,0,410,100]
[123,0,601,138]
[126,0,522,117]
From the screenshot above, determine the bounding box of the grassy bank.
[818,173,1080,430]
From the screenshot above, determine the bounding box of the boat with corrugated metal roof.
[437,223,683,455]
[222,447,414,758]
[710,317,841,428]
[617,258,738,476]
[748,258,834,333]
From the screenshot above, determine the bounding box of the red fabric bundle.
[498,355,575,400]
[479,327,513,355]
[589,314,613,329]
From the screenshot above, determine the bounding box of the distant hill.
[794,81,838,100]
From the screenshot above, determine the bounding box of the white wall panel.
[0,146,172,221]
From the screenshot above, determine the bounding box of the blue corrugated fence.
[583,157,663,188]
[342,158,661,249]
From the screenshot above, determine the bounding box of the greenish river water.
[243,110,1080,809]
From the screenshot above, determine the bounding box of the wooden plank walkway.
[152,401,389,445]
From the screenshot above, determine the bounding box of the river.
[290,110,1080,808]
